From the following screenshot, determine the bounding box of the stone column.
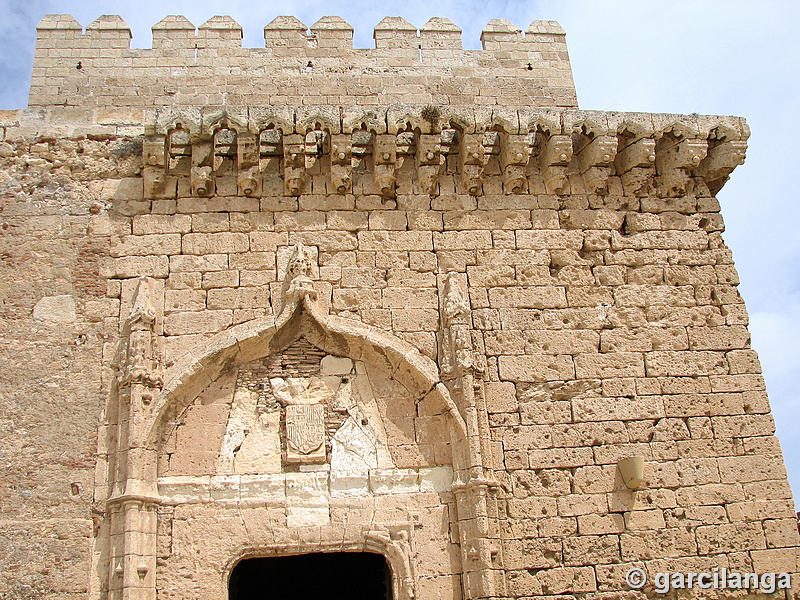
[106,277,163,600]
[440,272,507,599]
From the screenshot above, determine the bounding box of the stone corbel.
[258,128,283,172]
[459,134,486,196]
[236,133,260,197]
[575,133,617,194]
[350,130,373,170]
[416,134,443,195]
[329,134,353,194]
[395,129,416,169]
[191,166,213,197]
[237,167,260,197]
[191,140,214,197]
[143,166,175,199]
[699,128,747,195]
[283,137,307,196]
[142,134,173,198]
[439,126,460,173]
[212,127,237,174]
[304,127,328,172]
[615,136,656,196]
[539,133,573,194]
[655,131,708,196]
[142,135,166,170]
[374,136,397,197]
[500,135,529,194]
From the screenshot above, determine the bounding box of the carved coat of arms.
[285,404,326,463]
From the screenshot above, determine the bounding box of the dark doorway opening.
[229,552,393,600]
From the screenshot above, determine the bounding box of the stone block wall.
[2,13,799,600]
[28,15,576,110]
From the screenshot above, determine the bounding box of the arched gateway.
[4,11,797,600]
[99,247,505,600]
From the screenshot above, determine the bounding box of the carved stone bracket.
[655,132,709,197]
[615,136,656,196]
[142,106,747,200]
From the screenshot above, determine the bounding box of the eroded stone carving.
[440,272,474,377]
[539,132,573,194]
[122,276,162,389]
[330,134,353,194]
[573,125,617,194]
[500,134,529,194]
[283,138,307,196]
[460,134,486,195]
[285,404,326,463]
[655,127,708,196]
[279,242,318,314]
[615,133,656,196]
[416,134,443,195]
[374,135,397,197]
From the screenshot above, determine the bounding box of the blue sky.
[2,0,799,500]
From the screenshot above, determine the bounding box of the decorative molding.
[121,276,162,390]
[139,106,748,200]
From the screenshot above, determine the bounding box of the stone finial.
[122,277,163,389]
[482,18,521,33]
[198,16,242,47]
[152,15,195,31]
[152,15,195,49]
[264,16,308,48]
[86,14,131,32]
[480,18,522,49]
[265,15,308,30]
[311,16,353,31]
[128,276,158,328]
[443,272,470,325]
[420,17,462,50]
[373,16,418,49]
[279,242,318,315]
[36,14,82,31]
[440,272,475,377]
[86,15,131,48]
[374,16,417,32]
[199,15,243,31]
[525,20,566,35]
[311,16,353,48]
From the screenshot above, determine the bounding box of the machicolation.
[0,12,797,600]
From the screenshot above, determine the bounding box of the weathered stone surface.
[0,12,790,600]
[32,294,77,321]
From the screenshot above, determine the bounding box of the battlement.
[29,14,576,109]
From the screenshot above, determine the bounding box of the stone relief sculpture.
[441,271,474,377]
[121,276,162,390]
[278,241,318,315]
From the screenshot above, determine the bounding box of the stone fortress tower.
[1,11,798,600]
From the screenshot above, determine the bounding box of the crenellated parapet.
[138,105,749,200]
[29,14,576,109]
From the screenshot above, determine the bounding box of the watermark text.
[626,567,791,594]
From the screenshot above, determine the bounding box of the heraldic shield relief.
[285,403,326,464]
